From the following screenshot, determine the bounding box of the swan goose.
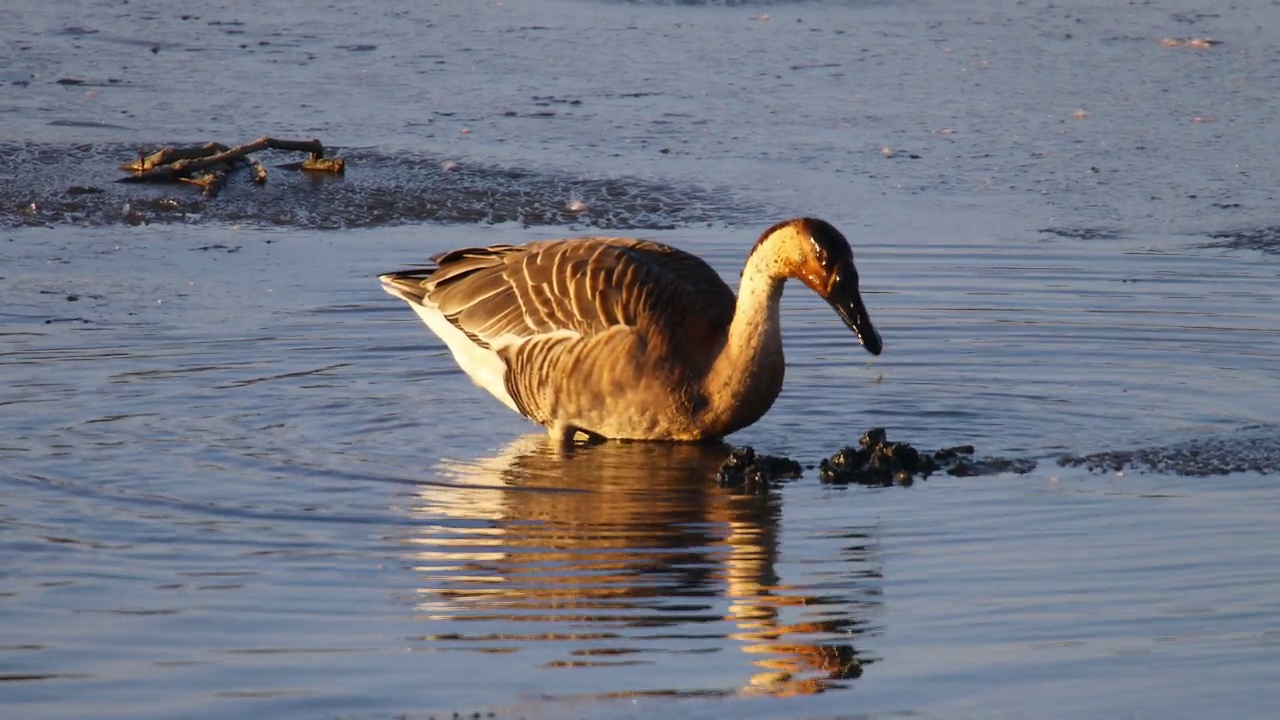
[379,217,882,443]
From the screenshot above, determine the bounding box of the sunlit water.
[4,1,1280,719]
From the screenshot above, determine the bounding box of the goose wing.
[381,237,736,433]
[416,237,735,350]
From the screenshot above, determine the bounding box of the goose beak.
[826,266,882,356]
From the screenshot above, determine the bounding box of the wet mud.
[1058,425,1280,477]
[1042,224,1280,254]
[0,142,764,230]
[1201,227,1280,254]
[1037,227,1126,242]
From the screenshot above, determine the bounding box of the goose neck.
[699,248,788,434]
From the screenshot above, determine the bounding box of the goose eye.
[809,236,829,267]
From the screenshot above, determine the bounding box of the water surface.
[3,1,1280,718]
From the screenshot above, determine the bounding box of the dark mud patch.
[1058,425,1280,476]
[1200,226,1280,254]
[0,142,763,231]
[1037,227,1125,241]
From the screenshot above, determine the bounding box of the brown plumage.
[380,218,882,442]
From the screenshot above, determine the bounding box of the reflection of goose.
[402,436,880,697]
[380,218,881,442]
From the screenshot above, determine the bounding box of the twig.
[121,142,230,173]
[120,136,342,184]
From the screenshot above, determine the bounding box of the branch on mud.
[119,136,345,197]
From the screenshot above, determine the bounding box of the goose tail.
[378,267,435,304]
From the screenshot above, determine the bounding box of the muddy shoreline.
[0,141,768,230]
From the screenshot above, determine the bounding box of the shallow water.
[4,1,1280,719]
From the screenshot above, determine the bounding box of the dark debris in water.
[723,425,1277,491]
[1058,428,1280,476]
[718,446,803,494]
[117,137,344,197]
[1201,226,1280,254]
[820,428,940,487]
[720,428,1038,492]
[0,142,766,231]
[818,428,1034,486]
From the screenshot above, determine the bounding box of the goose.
[379,217,882,443]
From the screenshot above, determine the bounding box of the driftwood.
[120,136,344,197]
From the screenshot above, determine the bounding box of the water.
[3,1,1280,718]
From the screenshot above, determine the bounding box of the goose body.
[380,218,882,442]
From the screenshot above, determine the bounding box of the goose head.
[765,217,883,356]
